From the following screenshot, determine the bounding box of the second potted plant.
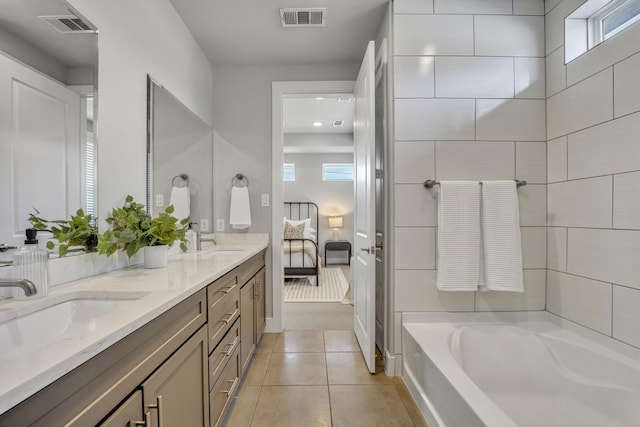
[98,195,189,268]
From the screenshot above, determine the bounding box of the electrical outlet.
[155,194,164,207]
[216,219,225,232]
[200,219,209,232]
[261,194,270,207]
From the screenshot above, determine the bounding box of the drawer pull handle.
[224,336,240,356]
[221,284,237,294]
[220,308,239,324]
[220,378,239,397]
[146,395,164,427]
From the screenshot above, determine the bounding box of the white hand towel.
[480,181,524,292]
[169,186,190,222]
[230,186,251,229]
[436,181,481,291]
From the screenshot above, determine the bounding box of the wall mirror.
[147,77,213,233]
[0,0,98,251]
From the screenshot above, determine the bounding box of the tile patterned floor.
[224,330,428,427]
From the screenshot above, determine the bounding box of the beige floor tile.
[224,385,260,427]
[273,330,325,353]
[263,352,328,385]
[393,378,430,427]
[243,353,271,386]
[284,302,353,330]
[329,384,414,427]
[326,352,393,385]
[255,333,279,354]
[251,386,331,427]
[324,330,359,352]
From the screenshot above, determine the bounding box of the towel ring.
[232,173,249,188]
[172,173,189,188]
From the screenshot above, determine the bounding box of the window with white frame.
[566,0,640,62]
[283,163,296,181]
[322,163,354,181]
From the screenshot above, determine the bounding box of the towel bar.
[171,173,189,187]
[423,179,527,189]
[232,173,250,188]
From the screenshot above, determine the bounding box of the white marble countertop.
[0,236,268,415]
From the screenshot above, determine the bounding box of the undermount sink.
[0,296,141,361]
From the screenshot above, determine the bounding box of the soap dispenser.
[185,223,198,253]
[12,228,49,299]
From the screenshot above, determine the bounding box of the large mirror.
[0,0,98,250]
[147,77,213,233]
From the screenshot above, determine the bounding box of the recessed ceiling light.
[313,122,323,127]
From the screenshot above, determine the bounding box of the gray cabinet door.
[254,267,266,341]
[240,277,256,374]
[141,326,209,427]
[99,391,145,427]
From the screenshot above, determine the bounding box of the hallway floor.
[224,330,428,427]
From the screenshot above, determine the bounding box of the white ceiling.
[283,96,354,134]
[168,0,388,66]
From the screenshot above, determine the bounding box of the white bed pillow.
[284,218,316,240]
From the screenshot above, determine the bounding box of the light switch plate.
[155,194,164,207]
[216,219,225,232]
[261,194,270,207]
[200,219,209,232]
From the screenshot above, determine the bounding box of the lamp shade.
[328,216,343,229]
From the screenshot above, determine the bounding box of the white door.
[0,53,81,247]
[353,40,376,373]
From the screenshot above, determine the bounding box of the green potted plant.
[97,195,189,268]
[28,208,98,257]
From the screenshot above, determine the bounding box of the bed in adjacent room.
[284,202,320,285]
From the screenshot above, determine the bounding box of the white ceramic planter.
[143,245,168,269]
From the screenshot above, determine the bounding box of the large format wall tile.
[516,141,546,184]
[394,56,435,98]
[518,185,547,226]
[395,227,436,270]
[612,285,640,348]
[394,184,438,227]
[395,270,475,311]
[395,99,475,140]
[515,57,546,99]
[394,141,434,184]
[394,0,434,14]
[476,99,546,141]
[476,269,546,311]
[546,47,567,97]
[547,68,613,139]
[614,52,640,117]
[547,136,567,183]
[521,227,547,269]
[435,57,514,98]
[394,15,474,56]
[514,0,544,15]
[475,15,544,57]
[613,171,640,230]
[568,112,640,179]
[568,228,640,289]
[434,0,512,14]
[547,176,613,228]
[435,141,515,181]
[547,271,612,335]
[547,227,567,272]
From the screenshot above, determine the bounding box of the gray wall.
[545,0,640,347]
[283,151,354,254]
[211,62,360,234]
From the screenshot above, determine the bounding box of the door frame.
[269,80,355,333]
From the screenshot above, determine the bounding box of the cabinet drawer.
[209,345,240,427]
[207,271,237,319]
[208,290,239,353]
[208,318,240,391]
[236,251,265,287]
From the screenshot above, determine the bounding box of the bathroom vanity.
[0,240,267,427]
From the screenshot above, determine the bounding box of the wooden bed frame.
[284,202,320,286]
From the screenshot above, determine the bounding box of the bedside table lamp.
[328,215,343,240]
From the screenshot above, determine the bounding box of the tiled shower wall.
[392,0,547,357]
[545,0,640,348]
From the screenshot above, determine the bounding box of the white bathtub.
[402,311,640,427]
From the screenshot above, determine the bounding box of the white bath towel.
[480,181,524,292]
[230,186,251,229]
[169,186,190,222]
[436,181,481,291]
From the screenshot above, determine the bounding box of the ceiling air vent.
[332,120,344,128]
[39,13,97,34]
[280,8,327,27]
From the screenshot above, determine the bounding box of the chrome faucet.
[0,278,37,296]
